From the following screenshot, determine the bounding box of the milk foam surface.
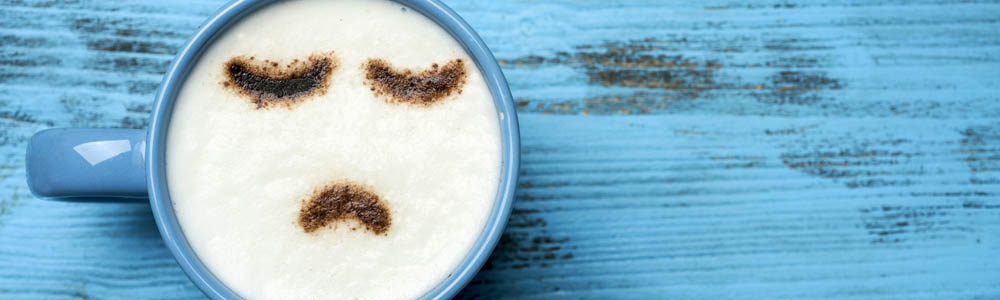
[165,0,501,298]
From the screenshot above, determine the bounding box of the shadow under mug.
[24,0,520,298]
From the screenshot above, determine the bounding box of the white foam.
[165,0,501,298]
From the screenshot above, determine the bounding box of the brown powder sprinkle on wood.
[298,182,391,235]
[363,58,467,106]
[222,52,338,109]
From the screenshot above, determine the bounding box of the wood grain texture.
[1,0,999,299]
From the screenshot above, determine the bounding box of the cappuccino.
[165,0,501,298]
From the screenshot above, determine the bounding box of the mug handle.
[26,128,148,201]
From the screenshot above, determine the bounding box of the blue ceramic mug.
[24,0,519,298]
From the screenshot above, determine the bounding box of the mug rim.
[145,0,520,299]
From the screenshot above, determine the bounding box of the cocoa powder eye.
[362,58,467,106]
[222,52,338,109]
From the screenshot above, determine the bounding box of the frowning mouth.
[297,182,391,236]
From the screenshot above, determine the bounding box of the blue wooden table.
[2,0,999,299]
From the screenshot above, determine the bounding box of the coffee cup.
[25,0,519,299]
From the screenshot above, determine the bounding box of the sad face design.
[219,52,469,235]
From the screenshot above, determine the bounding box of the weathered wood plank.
[1,0,998,299]
[460,115,1000,299]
